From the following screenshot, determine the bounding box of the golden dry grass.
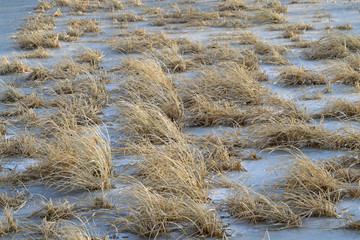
[227,183,301,226]
[303,34,360,60]
[76,47,104,65]
[191,45,259,70]
[321,99,360,119]
[30,199,76,220]
[111,31,176,53]
[36,126,113,192]
[0,132,41,158]
[0,189,30,209]
[276,66,327,86]
[330,55,360,84]
[163,7,220,27]
[217,0,247,11]
[251,117,360,150]
[121,58,184,122]
[27,66,54,83]
[21,47,52,58]
[146,47,188,72]
[180,62,269,105]
[0,57,30,75]
[0,208,17,236]
[21,14,55,31]
[67,18,101,33]
[119,101,183,143]
[16,31,60,49]
[253,10,287,24]
[112,12,144,22]
[266,0,288,13]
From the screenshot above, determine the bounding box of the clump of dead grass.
[0,57,30,75]
[119,101,183,143]
[0,189,30,209]
[321,99,360,119]
[67,18,101,33]
[330,54,360,84]
[180,62,269,105]
[27,66,54,83]
[253,10,287,24]
[16,31,60,49]
[0,132,42,158]
[112,12,144,22]
[227,183,301,226]
[34,0,53,12]
[303,34,360,60]
[146,47,187,73]
[36,126,112,192]
[30,199,76,220]
[217,0,248,11]
[76,47,104,65]
[266,0,288,13]
[21,47,52,58]
[111,31,176,53]
[276,66,327,86]
[121,58,184,122]
[0,208,17,236]
[21,14,55,31]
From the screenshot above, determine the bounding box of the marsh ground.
[1,0,360,239]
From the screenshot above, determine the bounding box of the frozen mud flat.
[1,0,360,239]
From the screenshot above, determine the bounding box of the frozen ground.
[1,0,360,239]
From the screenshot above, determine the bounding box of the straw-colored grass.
[330,55,360,84]
[163,7,219,27]
[146,47,188,73]
[16,31,60,49]
[227,183,301,227]
[217,0,248,11]
[253,10,287,24]
[276,66,327,86]
[111,31,176,53]
[251,117,360,150]
[0,132,41,158]
[180,62,269,105]
[321,99,360,119]
[21,14,55,31]
[304,34,360,60]
[112,12,144,22]
[0,189,30,209]
[36,126,112,192]
[76,47,104,65]
[119,101,183,143]
[27,66,54,83]
[21,47,52,58]
[30,199,76,220]
[34,0,53,12]
[0,208,17,236]
[118,181,225,238]
[0,57,30,75]
[266,0,288,13]
[121,58,184,122]
[53,8,63,17]
[67,18,101,33]
[191,45,259,71]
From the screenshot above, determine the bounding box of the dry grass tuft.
[330,54,360,84]
[0,57,30,75]
[146,47,187,73]
[53,8,63,17]
[227,183,301,226]
[30,199,76,220]
[321,99,360,119]
[34,0,53,12]
[0,208,17,236]
[251,117,360,150]
[118,181,225,238]
[276,66,327,86]
[112,12,144,22]
[180,62,269,105]
[336,22,353,30]
[76,47,104,65]
[120,101,183,143]
[27,66,54,83]
[54,0,71,6]
[266,0,288,13]
[21,47,52,58]
[36,126,112,192]
[192,45,259,71]
[67,18,101,33]
[217,0,248,11]
[121,58,184,122]
[21,14,55,31]
[112,31,175,53]
[253,10,287,24]
[163,7,219,27]
[16,31,60,49]
[0,189,30,209]
[0,132,41,158]
[304,34,360,60]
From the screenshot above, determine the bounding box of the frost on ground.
[1,0,360,239]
